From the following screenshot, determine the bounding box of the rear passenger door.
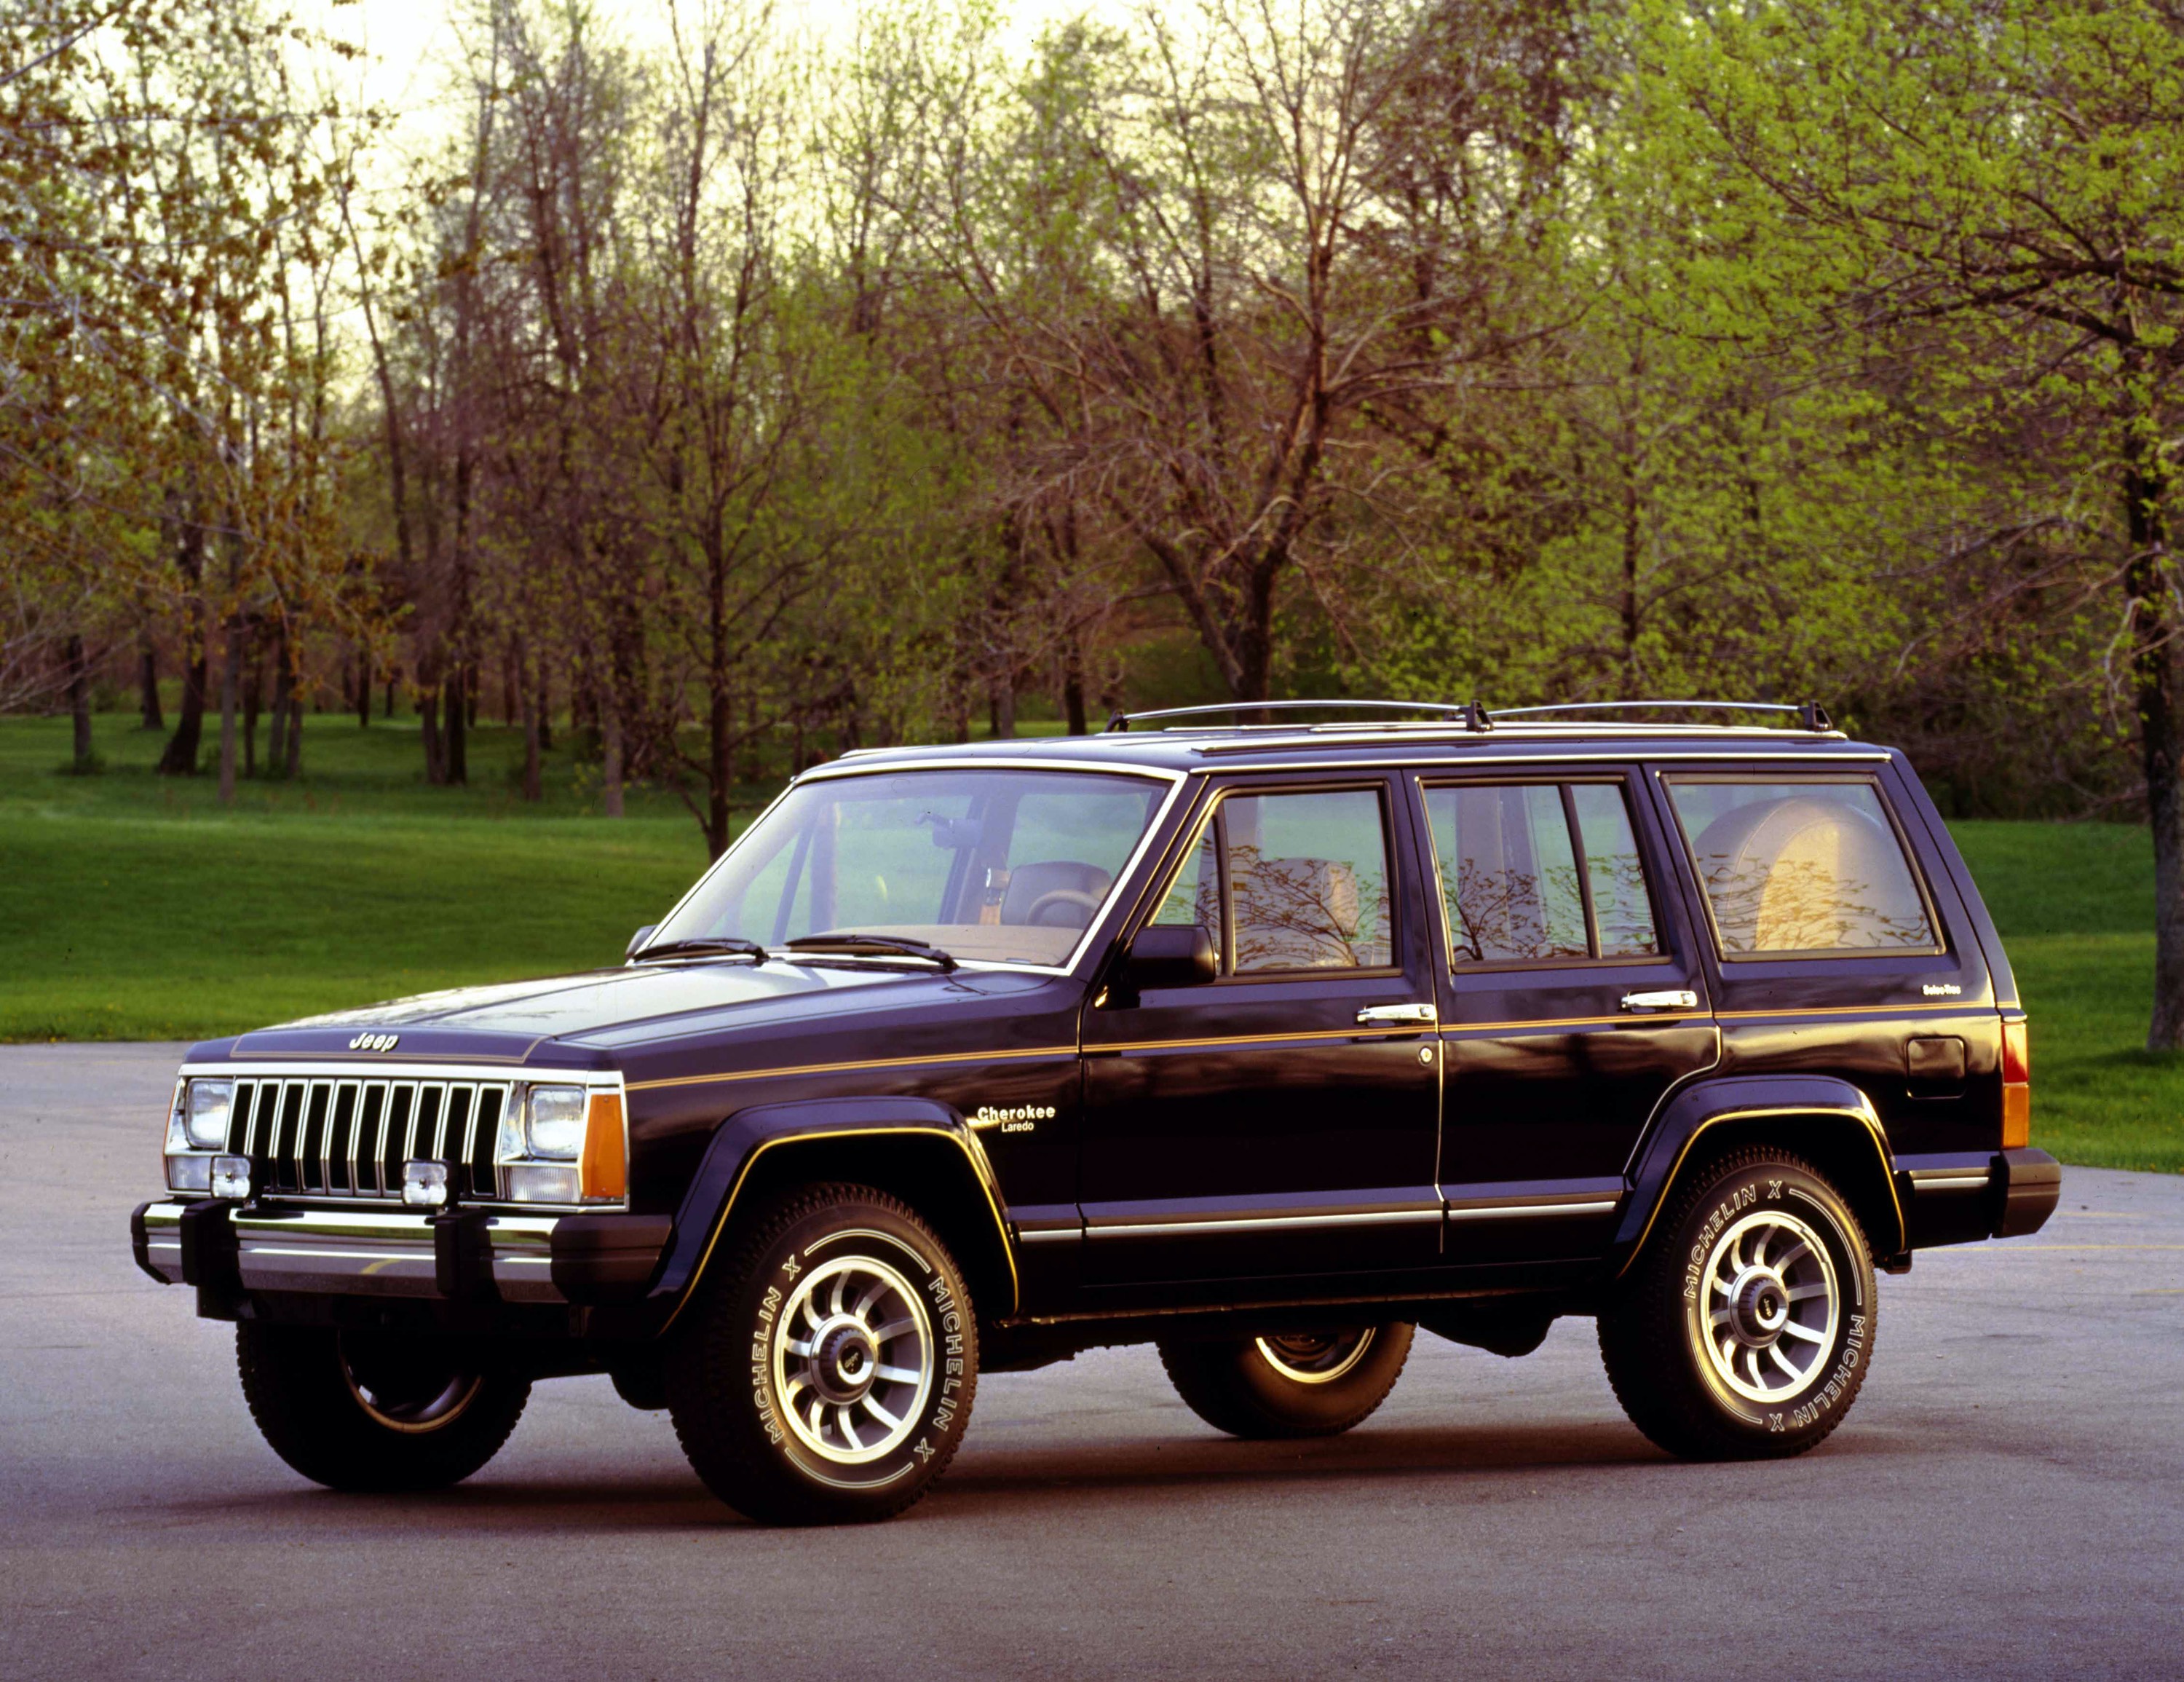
[1416,772,1719,1264]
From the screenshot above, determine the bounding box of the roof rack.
[1490,698,1833,732]
[1105,698,1495,734]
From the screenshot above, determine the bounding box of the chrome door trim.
[1085,1207,1444,1240]
[1444,1198,1623,1222]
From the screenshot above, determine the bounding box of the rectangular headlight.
[494,1082,625,1205]
[524,1086,588,1160]
[184,1080,234,1150]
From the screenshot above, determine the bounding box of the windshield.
[651,768,1168,967]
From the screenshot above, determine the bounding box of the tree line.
[7,0,2184,1033]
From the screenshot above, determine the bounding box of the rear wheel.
[1599,1148,1877,1460]
[1158,1322,1413,1440]
[236,1324,529,1491]
[665,1184,977,1525]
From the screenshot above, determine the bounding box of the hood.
[192,959,1053,1067]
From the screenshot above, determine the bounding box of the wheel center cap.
[1730,1270,1791,1345]
[810,1322,879,1404]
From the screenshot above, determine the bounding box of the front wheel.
[1158,1323,1414,1439]
[237,1324,530,1491]
[1599,1148,1877,1460]
[665,1184,977,1525]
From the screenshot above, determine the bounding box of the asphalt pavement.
[3,1042,2180,1680]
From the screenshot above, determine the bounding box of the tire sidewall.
[1671,1158,1875,1443]
[695,1194,977,1512]
[1165,1322,1413,1438]
[237,1323,528,1491]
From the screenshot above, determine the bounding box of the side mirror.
[1123,924,1217,989]
[625,925,659,960]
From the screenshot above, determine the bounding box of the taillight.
[2000,1016,2030,1148]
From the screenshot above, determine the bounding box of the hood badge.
[348,1032,401,1052]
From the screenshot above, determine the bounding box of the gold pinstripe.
[626,1003,1984,1094]
[628,1045,1080,1093]
[1715,1002,1990,1022]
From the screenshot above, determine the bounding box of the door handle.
[1621,989,1698,1013]
[1356,1003,1439,1027]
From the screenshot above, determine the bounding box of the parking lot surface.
[3,1042,2180,1680]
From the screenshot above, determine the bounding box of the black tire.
[1158,1322,1414,1440]
[665,1183,977,1525]
[1599,1147,1878,1461]
[236,1324,530,1492]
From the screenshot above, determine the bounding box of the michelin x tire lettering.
[665,1183,977,1525]
[1599,1148,1875,1460]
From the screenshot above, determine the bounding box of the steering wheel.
[1021,888,1104,929]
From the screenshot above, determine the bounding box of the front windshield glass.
[652,768,1168,967]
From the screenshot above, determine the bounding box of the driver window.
[1147,787,1395,974]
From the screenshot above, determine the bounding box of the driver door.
[1076,775,1444,1291]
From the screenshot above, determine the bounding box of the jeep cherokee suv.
[130,699,2060,1524]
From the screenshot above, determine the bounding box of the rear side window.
[1423,782,1661,966]
[1664,778,1936,957]
[1148,786,1395,974]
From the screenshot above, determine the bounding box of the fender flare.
[1610,1075,1904,1276]
[648,1096,1017,1330]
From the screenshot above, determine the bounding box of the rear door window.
[1663,777,1936,957]
[1423,781,1661,966]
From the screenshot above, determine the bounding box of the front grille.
[226,1075,510,1202]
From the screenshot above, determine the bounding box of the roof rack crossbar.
[1490,698,1833,731]
[1105,698,1491,733]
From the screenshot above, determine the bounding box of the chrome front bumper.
[135,1203,568,1303]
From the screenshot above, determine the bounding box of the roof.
[820,717,1893,780]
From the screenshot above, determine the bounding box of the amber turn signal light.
[2001,1017,2030,1148]
[580,1091,628,1200]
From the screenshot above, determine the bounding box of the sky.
[299,0,1119,181]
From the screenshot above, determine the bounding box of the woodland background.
[7,0,2184,1055]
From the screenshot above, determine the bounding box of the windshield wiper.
[630,937,769,964]
[785,933,959,971]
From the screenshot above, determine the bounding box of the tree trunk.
[521,658,543,804]
[1061,638,1088,735]
[245,641,264,779]
[268,626,294,777]
[502,646,518,726]
[420,684,446,784]
[601,700,625,818]
[445,662,468,785]
[216,612,242,806]
[157,510,208,776]
[993,682,1016,738]
[2128,451,2184,1050]
[708,692,731,856]
[384,669,396,719]
[357,649,371,728]
[138,620,162,731]
[65,633,93,771]
[285,694,303,778]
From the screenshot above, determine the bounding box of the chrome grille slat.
[232,1073,515,1205]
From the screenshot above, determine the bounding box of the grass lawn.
[1,713,2175,1170]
